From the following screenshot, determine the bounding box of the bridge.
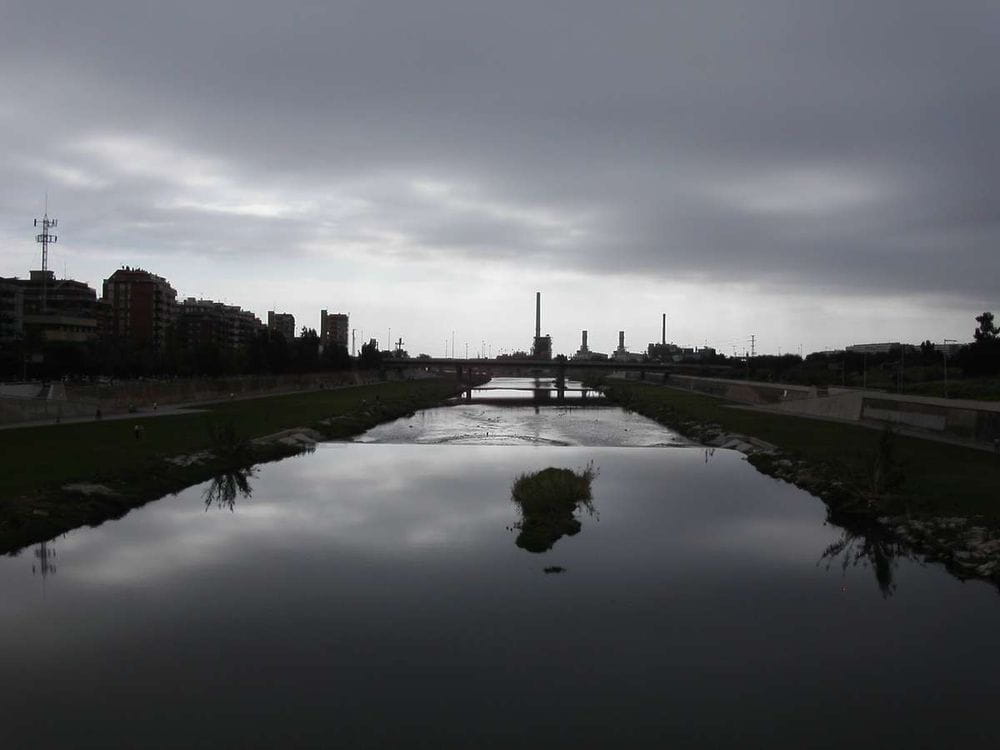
[381,357,683,386]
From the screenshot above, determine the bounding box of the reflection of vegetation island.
[511,464,596,553]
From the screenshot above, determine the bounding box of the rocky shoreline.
[603,384,1000,591]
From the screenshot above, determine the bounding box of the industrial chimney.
[662,313,666,345]
[619,330,625,349]
[582,330,588,349]
[535,292,541,339]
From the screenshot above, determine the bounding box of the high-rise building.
[320,310,349,350]
[18,270,98,343]
[178,298,263,352]
[267,311,295,341]
[102,267,177,350]
[0,278,24,342]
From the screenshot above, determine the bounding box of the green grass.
[604,382,1000,518]
[0,378,462,499]
[511,465,596,553]
[904,377,1000,401]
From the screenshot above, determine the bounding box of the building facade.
[320,310,349,350]
[18,270,98,343]
[0,277,23,342]
[178,298,263,352]
[102,267,177,350]
[532,335,552,360]
[267,310,295,341]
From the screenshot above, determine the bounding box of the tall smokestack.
[582,330,588,348]
[662,313,666,345]
[619,330,625,349]
[535,292,541,339]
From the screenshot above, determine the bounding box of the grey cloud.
[2,0,999,310]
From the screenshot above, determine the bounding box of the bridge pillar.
[555,362,567,389]
[456,364,463,381]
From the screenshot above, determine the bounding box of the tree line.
[0,326,393,380]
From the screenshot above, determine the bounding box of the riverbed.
[1,378,998,747]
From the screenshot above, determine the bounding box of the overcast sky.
[2,0,997,356]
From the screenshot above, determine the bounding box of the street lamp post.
[943,339,957,398]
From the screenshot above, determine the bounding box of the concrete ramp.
[768,390,864,421]
[0,384,44,399]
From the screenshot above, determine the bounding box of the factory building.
[573,330,607,361]
[531,292,552,360]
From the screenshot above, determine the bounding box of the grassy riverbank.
[603,381,1000,519]
[0,377,469,553]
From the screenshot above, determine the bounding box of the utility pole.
[900,343,905,392]
[452,330,455,359]
[750,334,755,358]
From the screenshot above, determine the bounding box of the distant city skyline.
[2,1,995,357]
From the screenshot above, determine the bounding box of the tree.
[293,328,320,372]
[320,342,350,370]
[359,339,383,369]
[974,311,998,342]
[956,312,1000,376]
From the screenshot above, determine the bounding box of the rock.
[62,483,117,496]
[165,451,212,467]
[253,427,324,447]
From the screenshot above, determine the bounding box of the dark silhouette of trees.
[321,342,350,370]
[293,327,320,372]
[359,339,382,369]
[957,311,1000,376]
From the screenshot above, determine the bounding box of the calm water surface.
[2,379,998,748]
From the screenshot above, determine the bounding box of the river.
[1,378,998,748]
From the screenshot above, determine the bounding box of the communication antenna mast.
[34,206,58,311]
